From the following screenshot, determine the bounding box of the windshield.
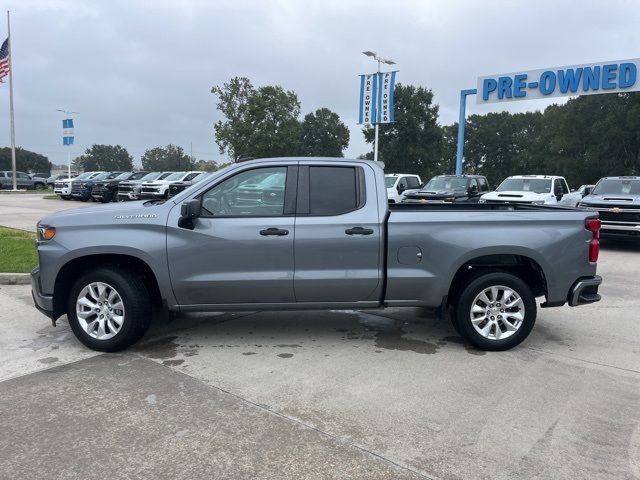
[424,177,468,191]
[192,172,209,183]
[139,172,162,181]
[114,172,132,180]
[75,172,94,180]
[385,176,397,188]
[93,172,116,180]
[592,179,640,195]
[496,178,552,193]
[165,172,186,181]
[129,171,148,180]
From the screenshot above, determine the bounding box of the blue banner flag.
[358,71,398,125]
[62,118,74,146]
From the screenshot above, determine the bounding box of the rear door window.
[406,176,420,189]
[309,166,358,215]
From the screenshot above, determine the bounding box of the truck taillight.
[585,217,600,263]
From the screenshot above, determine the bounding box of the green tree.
[363,84,442,179]
[141,144,193,171]
[300,108,349,157]
[455,111,544,186]
[212,77,303,159]
[74,145,133,171]
[0,147,51,173]
[194,159,231,172]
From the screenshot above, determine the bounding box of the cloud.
[4,0,640,167]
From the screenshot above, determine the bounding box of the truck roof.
[507,175,562,179]
[599,176,640,180]
[236,156,386,170]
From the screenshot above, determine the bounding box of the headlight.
[37,226,56,241]
[478,198,486,203]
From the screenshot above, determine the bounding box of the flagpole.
[7,10,17,191]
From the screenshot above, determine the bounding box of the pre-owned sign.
[477,59,640,104]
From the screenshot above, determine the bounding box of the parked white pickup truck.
[385,174,422,203]
[479,175,582,207]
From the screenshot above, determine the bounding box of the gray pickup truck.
[578,176,640,237]
[31,157,602,352]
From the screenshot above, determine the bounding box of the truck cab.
[403,174,490,203]
[385,174,422,203]
[480,175,581,206]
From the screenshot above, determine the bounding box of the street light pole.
[363,51,395,163]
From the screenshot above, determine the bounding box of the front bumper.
[600,223,640,235]
[568,275,602,306]
[117,191,141,200]
[31,266,54,320]
[54,187,70,195]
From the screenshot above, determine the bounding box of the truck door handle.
[345,227,374,235]
[260,228,289,236]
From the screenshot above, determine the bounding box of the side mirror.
[397,185,406,193]
[178,199,201,229]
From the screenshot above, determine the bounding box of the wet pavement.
[1,238,640,479]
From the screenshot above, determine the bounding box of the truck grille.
[141,186,157,193]
[596,209,640,224]
[71,183,83,193]
[118,184,134,193]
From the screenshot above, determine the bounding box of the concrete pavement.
[0,193,93,231]
[0,238,639,479]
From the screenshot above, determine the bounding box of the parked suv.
[54,172,102,200]
[117,171,173,201]
[140,171,201,199]
[0,171,47,189]
[578,176,640,237]
[47,173,77,188]
[91,171,149,203]
[385,174,422,203]
[403,175,490,203]
[71,172,120,201]
[168,172,211,198]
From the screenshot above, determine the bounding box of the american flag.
[0,38,9,83]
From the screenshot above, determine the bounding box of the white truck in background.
[385,174,422,203]
[479,175,582,207]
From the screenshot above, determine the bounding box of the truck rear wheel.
[452,272,536,351]
[67,267,152,352]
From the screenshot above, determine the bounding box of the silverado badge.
[610,207,621,213]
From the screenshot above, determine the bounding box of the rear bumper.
[568,275,602,306]
[31,266,54,319]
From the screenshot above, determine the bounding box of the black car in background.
[402,174,491,203]
[91,171,149,203]
[167,172,211,198]
[71,171,122,201]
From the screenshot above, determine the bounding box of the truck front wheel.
[67,267,152,352]
[453,272,536,351]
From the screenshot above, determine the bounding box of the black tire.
[452,271,536,351]
[34,182,45,190]
[60,195,71,200]
[67,267,152,352]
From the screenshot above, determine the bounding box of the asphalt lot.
[1,194,640,479]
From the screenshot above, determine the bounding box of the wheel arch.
[53,253,163,319]
[446,252,548,307]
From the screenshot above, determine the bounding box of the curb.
[0,273,31,285]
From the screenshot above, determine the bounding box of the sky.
[3,0,640,167]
